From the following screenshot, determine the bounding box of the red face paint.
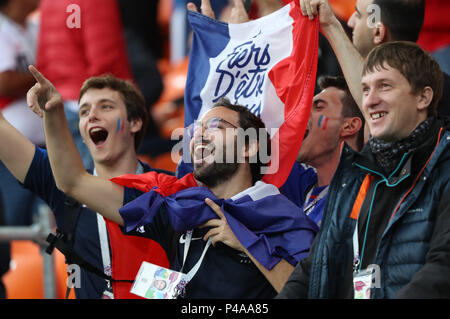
[318,115,328,130]
[116,117,125,134]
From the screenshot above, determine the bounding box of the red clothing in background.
[417,0,450,52]
[36,0,133,101]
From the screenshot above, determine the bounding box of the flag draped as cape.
[111,172,318,270]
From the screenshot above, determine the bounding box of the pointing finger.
[205,198,225,219]
[28,65,48,85]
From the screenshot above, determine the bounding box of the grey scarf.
[368,118,433,174]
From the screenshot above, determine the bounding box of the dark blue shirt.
[23,147,161,299]
[281,162,326,226]
[122,187,277,299]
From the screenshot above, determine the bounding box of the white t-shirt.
[0,13,45,146]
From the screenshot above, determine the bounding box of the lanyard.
[303,185,329,216]
[352,223,362,273]
[352,181,378,274]
[94,163,144,278]
[180,230,212,283]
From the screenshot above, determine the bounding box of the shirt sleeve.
[22,147,67,226]
[275,235,317,299]
[121,186,173,252]
[280,162,318,207]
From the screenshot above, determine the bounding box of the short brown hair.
[318,75,365,149]
[363,41,443,116]
[78,75,148,150]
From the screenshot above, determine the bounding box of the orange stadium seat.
[3,240,73,299]
[152,57,189,140]
[3,241,44,299]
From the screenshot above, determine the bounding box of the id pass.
[353,269,375,299]
[131,262,188,299]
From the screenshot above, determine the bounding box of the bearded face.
[189,107,241,188]
[192,135,239,188]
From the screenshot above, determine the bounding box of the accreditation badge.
[353,269,375,299]
[130,262,188,299]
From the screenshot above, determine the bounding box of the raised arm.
[26,65,124,225]
[300,0,364,107]
[0,110,35,183]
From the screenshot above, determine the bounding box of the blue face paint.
[116,118,122,133]
[318,115,324,128]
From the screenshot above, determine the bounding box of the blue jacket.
[308,127,450,298]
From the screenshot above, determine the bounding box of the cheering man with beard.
[27,66,318,298]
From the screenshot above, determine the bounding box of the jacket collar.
[351,117,442,182]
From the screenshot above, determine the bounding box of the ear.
[244,139,259,160]
[340,117,363,139]
[417,86,434,112]
[372,22,387,45]
[129,117,143,134]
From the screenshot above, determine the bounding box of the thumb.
[45,96,63,111]
[186,2,198,12]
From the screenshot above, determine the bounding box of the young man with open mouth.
[0,71,171,298]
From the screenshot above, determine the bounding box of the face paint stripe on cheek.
[318,115,329,130]
[322,117,328,130]
[116,117,125,134]
[116,118,121,133]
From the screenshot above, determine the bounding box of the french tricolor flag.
[180,1,319,188]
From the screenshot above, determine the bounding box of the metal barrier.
[0,204,57,299]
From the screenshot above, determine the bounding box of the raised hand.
[200,198,245,251]
[187,0,215,19]
[228,0,250,23]
[187,0,249,23]
[299,0,338,31]
[26,65,63,118]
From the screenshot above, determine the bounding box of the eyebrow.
[218,118,238,128]
[79,98,117,109]
[313,98,328,106]
[361,78,393,86]
[355,5,361,15]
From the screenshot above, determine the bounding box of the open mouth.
[193,142,215,163]
[304,127,310,139]
[89,127,108,146]
[370,112,387,120]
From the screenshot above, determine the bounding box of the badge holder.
[130,230,212,299]
[353,268,376,299]
[352,224,379,299]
